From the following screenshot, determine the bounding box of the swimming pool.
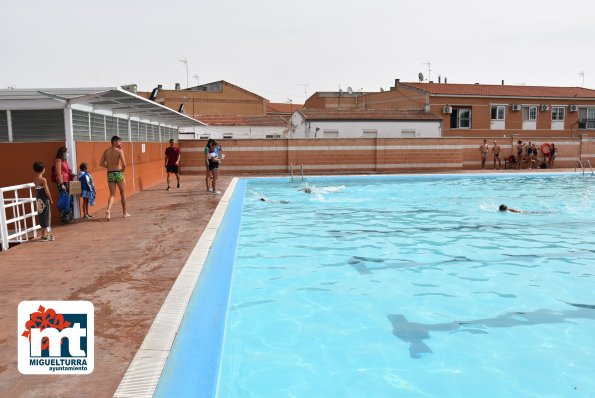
[158,173,595,397]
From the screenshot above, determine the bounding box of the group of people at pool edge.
[31,136,225,242]
[36,134,558,242]
[479,139,557,170]
[165,137,226,193]
[32,136,131,241]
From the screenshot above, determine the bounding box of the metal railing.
[0,183,40,251]
[289,164,305,182]
[574,160,594,176]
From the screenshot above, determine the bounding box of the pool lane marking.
[113,178,238,398]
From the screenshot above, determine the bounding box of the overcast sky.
[2,0,594,103]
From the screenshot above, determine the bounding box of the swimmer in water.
[260,197,290,204]
[299,187,313,194]
[499,204,522,213]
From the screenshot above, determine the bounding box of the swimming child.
[33,161,54,241]
[259,197,290,204]
[499,204,522,213]
[79,162,96,219]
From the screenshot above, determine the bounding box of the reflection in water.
[387,302,595,358]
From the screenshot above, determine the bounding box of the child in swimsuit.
[79,162,96,219]
[33,161,55,241]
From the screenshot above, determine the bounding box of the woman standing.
[54,147,75,223]
[208,140,222,194]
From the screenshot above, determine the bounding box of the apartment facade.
[363,81,595,138]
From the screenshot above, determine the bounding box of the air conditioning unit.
[511,104,521,111]
[569,105,578,112]
[540,104,549,112]
[443,105,452,114]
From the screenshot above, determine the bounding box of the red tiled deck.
[0,175,231,398]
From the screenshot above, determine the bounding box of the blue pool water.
[159,173,595,398]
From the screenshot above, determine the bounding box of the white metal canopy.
[0,87,204,128]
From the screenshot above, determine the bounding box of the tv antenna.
[422,61,432,81]
[579,71,585,87]
[297,83,309,96]
[178,58,189,88]
[193,75,200,86]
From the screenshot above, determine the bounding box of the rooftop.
[400,82,595,99]
[298,108,442,121]
[0,87,203,127]
[196,114,288,126]
[266,102,304,114]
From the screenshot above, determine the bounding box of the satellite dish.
[347,86,353,94]
[380,87,384,92]
[418,72,424,82]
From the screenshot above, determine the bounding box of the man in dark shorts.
[165,139,181,190]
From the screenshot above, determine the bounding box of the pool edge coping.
[113,178,239,398]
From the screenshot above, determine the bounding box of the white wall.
[289,112,442,138]
[179,125,287,140]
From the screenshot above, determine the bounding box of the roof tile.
[298,109,442,121]
[195,114,288,127]
[401,82,595,98]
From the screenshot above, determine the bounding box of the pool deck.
[0,168,578,398]
[0,175,232,398]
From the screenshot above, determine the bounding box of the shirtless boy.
[492,141,501,170]
[479,139,489,169]
[100,135,130,220]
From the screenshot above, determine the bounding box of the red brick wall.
[304,95,359,109]
[360,86,426,110]
[428,97,586,138]
[180,136,590,175]
[141,83,267,117]
[75,142,166,211]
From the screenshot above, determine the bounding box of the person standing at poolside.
[204,138,214,191]
[165,139,181,190]
[549,143,557,168]
[53,146,76,223]
[479,139,489,169]
[516,140,525,169]
[208,140,222,194]
[492,141,501,170]
[100,135,130,220]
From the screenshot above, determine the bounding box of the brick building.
[306,80,595,138]
[138,81,269,118]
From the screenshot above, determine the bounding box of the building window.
[551,107,565,121]
[490,105,505,120]
[265,134,282,139]
[362,130,378,138]
[522,106,537,121]
[578,108,595,129]
[401,129,416,138]
[199,135,210,139]
[223,133,233,139]
[450,108,471,128]
[323,130,339,138]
